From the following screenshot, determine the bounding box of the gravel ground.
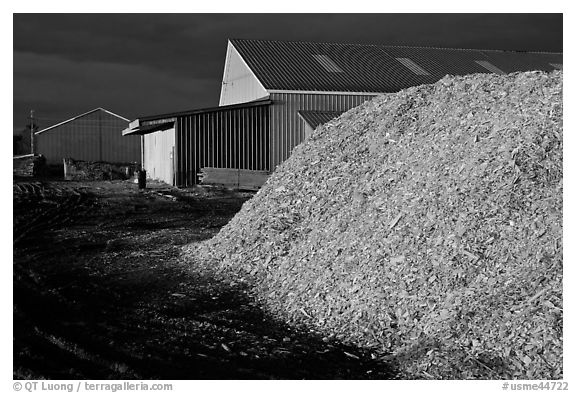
[13,179,397,379]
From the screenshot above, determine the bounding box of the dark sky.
[13,13,562,133]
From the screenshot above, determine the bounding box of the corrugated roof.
[298,110,344,129]
[396,57,431,76]
[230,39,562,93]
[124,99,273,136]
[313,54,344,73]
[474,60,506,75]
[137,98,272,123]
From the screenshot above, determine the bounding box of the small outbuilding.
[124,39,562,189]
[36,107,140,165]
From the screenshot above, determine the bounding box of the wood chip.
[189,71,563,380]
[343,351,360,360]
[388,213,403,230]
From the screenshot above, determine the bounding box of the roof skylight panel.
[395,57,430,76]
[474,60,506,75]
[313,54,344,73]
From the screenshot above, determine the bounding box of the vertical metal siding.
[36,110,140,165]
[174,104,270,187]
[101,113,141,164]
[269,93,375,170]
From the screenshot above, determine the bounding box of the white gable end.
[219,41,269,106]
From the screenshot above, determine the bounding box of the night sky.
[13,13,563,134]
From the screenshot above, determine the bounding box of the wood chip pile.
[186,71,563,379]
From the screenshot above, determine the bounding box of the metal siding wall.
[269,93,375,169]
[175,105,270,187]
[176,118,183,186]
[36,111,101,164]
[143,128,175,185]
[36,110,140,165]
[100,111,141,163]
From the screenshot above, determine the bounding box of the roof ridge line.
[229,38,562,54]
[35,107,129,134]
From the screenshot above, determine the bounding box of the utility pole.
[30,110,35,155]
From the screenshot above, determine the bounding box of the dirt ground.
[13,178,397,379]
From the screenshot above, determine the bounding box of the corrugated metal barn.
[125,100,271,187]
[36,108,140,165]
[124,39,562,188]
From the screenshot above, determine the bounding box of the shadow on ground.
[13,180,398,379]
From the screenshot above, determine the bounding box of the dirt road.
[13,180,397,379]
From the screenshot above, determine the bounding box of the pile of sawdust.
[185,71,563,379]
